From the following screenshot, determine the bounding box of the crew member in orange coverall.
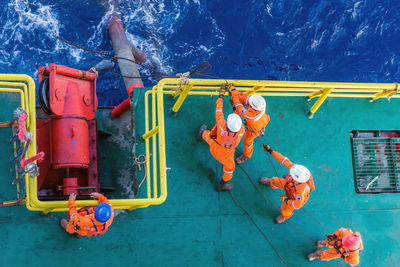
[197,84,245,191]
[227,86,270,164]
[59,192,114,237]
[308,228,363,266]
[258,144,315,223]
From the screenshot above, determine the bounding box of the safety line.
[238,165,315,245]
[228,191,290,267]
[56,36,212,80]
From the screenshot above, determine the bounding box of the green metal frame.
[350,130,400,194]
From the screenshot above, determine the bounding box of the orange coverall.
[269,150,315,219]
[320,228,363,266]
[231,90,270,158]
[202,97,244,182]
[66,193,114,237]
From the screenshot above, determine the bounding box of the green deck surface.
[0,88,399,266]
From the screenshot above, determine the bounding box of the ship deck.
[0,87,399,266]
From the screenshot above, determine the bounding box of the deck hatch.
[350,130,400,193]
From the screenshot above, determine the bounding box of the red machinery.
[36,64,99,198]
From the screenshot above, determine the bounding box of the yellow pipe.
[0,88,25,110]
[246,86,266,95]
[144,90,151,199]
[0,82,29,126]
[171,84,193,113]
[142,126,159,140]
[370,88,398,102]
[152,87,158,198]
[156,81,168,203]
[309,88,333,118]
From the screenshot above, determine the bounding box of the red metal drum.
[62,177,79,195]
[51,118,89,169]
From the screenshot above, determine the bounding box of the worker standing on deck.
[226,85,270,164]
[258,144,315,223]
[197,84,244,191]
[308,228,363,266]
[59,192,114,237]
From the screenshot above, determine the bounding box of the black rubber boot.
[217,180,233,191]
[197,124,207,141]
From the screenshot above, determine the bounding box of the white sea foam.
[0,0,61,66]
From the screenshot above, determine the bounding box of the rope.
[134,154,150,189]
[228,191,290,267]
[56,36,212,80]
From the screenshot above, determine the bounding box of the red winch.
[36,64,99,198]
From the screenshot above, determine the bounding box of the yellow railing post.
[308,88,333,118]
[246,86,265,95]
[171,84,193,113]
[142,126,159,140]
[370,83,398,102]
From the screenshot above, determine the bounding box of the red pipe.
[39,64,96,81]
[111,84,143,118]
[111,98,131,118]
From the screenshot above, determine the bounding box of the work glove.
[219,86,226,97]
[69,193,76,200]
[262,144,273,154]
[280,194,287,203]
[260,127,265,137]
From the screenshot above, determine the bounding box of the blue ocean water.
[0,0,400,106]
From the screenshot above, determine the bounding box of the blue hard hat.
[95,203,112,223]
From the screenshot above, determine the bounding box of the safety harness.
[327,235,360,259]
[283,175,303,200]
[70,207,108,234]
[243,120,265,136]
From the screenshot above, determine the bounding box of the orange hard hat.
[342,234,361,251]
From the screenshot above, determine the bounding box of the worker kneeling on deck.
[59,192,114,237]
[197,84,244,191]
[227,85,269,165]
[308,228,363,266]
[258,144,315,223]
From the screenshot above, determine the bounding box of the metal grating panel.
[350,131,400,193]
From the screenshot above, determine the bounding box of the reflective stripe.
[244,114,256,119]
[235,104,243,108]
[70,213,77,219]
[224,170,234,174]
[302,184,309,195]
[292,201,298,209]
[206,132,210,142]
[238,133,244,137]
[244,143,253,148]
[270,184,278,189]
[281,157,288,164]
[216,109,222,112]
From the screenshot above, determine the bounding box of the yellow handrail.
[160,78,400,118]
[0,74,169,213]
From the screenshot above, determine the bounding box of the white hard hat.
[227,113,242,132]
[249,95,266,111]
[290,164,311,183]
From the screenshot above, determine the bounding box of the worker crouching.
[59,192,114,237]
[308,228,363,266]
[258,144,315,223]
[227,86,270,165]
[197,84,244,191]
